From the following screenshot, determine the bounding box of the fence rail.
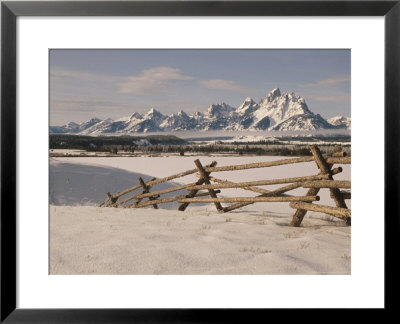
[100,145,351,227]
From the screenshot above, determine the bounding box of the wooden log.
[178,161,217,211]
[331,167,343,175]
[302,180,351,189]
[201,156,350,174]
[332,190,351,200]
[100,154,348,207]
[196,175,273,195]
[103,192,117,206]
[121,185,220,203]
[100,192,116,207]
[123,189,222,209]
[133,178,146,206]
[331,151,347,157]
[112,168,212,207]
[289,144,350,227]
[111,193,140,207]
[126,195,186,208]
[111,168,199,199]
[106,184,142,201]
[107,192,118,203]
[111,177,157,207]
[223,182,303,213]
[203,156,315,173]
[311,145,330,172]
[194,190,221,197]
[178,195,320,203]
[289,202,351,219]
[177,179,206,211]
[289,187,320,227]
[203,166,338,183]
[326,157,351,164]
[194,159,224,212]
[187,174,331,191]
[310,145,350,225]
[103,155,349,206]
[204,167,341,196]
[138,177,158,209]
[99,192,118,207]
[129,182,198,200]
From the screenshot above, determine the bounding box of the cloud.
[303,75,350,88]
[117,66,193,95]
[199,79,255,93]
[51,66,193,95]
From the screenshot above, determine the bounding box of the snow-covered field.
[50,155,351,275]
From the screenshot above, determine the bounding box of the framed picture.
[1,0,399,321]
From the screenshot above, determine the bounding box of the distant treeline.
[142,144,314,156]
[50,134,350,157]
[121,144,349,157]
[49,134,187,151]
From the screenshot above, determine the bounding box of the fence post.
[289,145,350,227]
[138,177,159,209]
[106,192,118,206]
[310,145,350,225]
[194,159,224,212]
[178,161,217,211]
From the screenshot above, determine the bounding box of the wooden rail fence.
[99,145,351,227]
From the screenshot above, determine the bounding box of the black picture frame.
[1,0,399,322]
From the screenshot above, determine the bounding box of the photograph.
[49,49,351,275]
[2,0,396,319]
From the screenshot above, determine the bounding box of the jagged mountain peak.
[327,116,351,129]
[239,97,256,107]
[260,88,307,107]
[143,108,166,126]
[78,118,103,131]
[206,102,235,118]
[86,117,101,123]
[129,112,143,120]
[66,121,79,127]
[264,87,281,102]
[145,107,163,116]
[177,110,188,117]
[50,88,350,134]
[253,88,312,129]
[328,115,349,124]
[236,97,258,115]
[160,109,197,131]
[243,97,254,103]
[207,102,232,110]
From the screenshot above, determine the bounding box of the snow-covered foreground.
[50,155,351,274]
[50,206,350,274]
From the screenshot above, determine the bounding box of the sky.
[50,49,350,125]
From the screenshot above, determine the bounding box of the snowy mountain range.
[50,88,351,135]
[327,116,351,130]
